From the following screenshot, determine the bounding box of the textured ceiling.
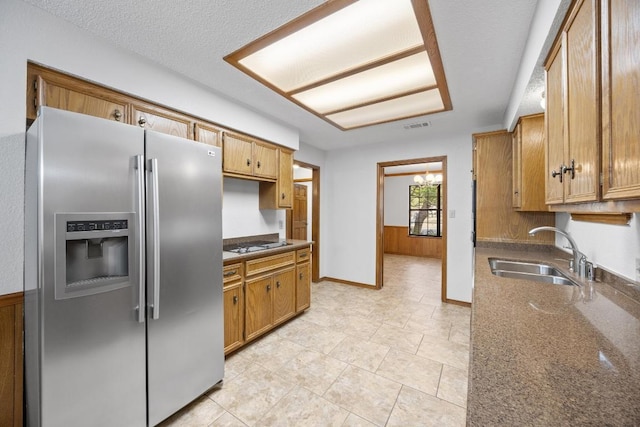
[23,0,542,150]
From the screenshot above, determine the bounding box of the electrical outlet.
[278,220,284,230]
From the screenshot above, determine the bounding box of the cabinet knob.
[138,116,146,127]
[276,281,281,288]
[233,295,238,304]
[223,270,236,277]
[299,273,303,280]
[246,159,251,166]
[114,109,122,121]
[281,193,285,200]
[266,284,271,291]
[257,161,261,169]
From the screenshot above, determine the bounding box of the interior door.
[293,184,308,240]
[145,131,223,426]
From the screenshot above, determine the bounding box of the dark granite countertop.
[468,245,640,426]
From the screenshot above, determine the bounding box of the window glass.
[409,184,441,237]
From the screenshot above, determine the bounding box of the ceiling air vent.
[403,121,431,130]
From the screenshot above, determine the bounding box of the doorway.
[286,160,320,283]
[376,156,448,302]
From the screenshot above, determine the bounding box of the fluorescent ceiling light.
[225,0,452,130]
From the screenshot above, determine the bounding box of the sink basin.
[488,258,578,286]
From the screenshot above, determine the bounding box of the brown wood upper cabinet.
[512,114,547,211]
[544,0,640,208]
[131,103,193,139]
[222,132,278,180]
[27,64,129,123]
[194,122,222,147]
[259,148,294,209]
[545,0,600,205]
[601,0,640,200]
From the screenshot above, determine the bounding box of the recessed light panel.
[225,0,452,130]
[327,89,444,129]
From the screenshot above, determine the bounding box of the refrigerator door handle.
[135,155,146,323]
[149,158,161,320]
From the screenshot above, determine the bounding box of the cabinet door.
[272,268,296,325]
[519,114,547,211]
[253,142,278,179]
[223,133,254,176]
[195,122,222,147]
[545,43,566,205]
[296,262,311,312]
[131,104,191,139]
[223,283,243,354]
[512,123,522,209]
[564,0,600,203]
[32,74,127,123]
[278,149,294,208]
[601,0,640,200]
[245,275,273,341]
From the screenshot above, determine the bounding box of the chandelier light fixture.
[414,172,442,186]
[224,0,452,130]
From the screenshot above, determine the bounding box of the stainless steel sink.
[488,258,578,286]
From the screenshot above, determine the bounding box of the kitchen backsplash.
[222,177,286,239]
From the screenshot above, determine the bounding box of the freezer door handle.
[135,155,146,323]
[149,158,161,320]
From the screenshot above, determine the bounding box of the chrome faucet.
[528,226,588,278]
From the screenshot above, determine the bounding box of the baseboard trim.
[320,277,376,289]
[444,298,471,307]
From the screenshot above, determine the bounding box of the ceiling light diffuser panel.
[225,0,452,130]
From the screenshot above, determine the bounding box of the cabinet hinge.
[34,80,39,109]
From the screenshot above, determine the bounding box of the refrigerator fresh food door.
[145,130,224,426]
[24,107,147,427]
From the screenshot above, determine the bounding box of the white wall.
[556,213,640,282]
[222,178,285,239]
[323,134,474,303]
[0,0,298,295]
[384,175,414,226]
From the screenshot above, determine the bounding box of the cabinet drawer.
[245,251,295,277]
[296,247,311,263]
[223,263,243,285]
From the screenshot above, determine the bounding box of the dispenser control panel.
[66,220,128,232]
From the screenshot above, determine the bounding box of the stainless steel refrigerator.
[24,107,224,426]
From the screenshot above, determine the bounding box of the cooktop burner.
[223,241,288,254]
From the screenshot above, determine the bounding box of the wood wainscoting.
[0,292,23,427]
[384,226,442,258]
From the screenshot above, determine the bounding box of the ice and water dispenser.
[55,213,134,300]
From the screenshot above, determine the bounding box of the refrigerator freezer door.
[145,131,224,425]
[24,107,147,427]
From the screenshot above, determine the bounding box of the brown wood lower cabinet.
[223,263,244,354]
[224,245,311,354]
[245,274,275,341]
[0,293,23,427]
[272,267,296,325]
[296,261,311,312]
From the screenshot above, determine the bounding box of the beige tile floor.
[161,254,471,427]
